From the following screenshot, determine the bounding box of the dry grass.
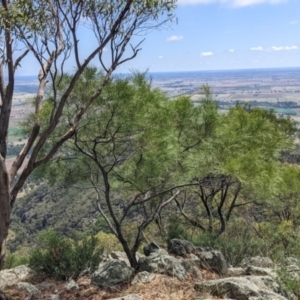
[1,271,227,300]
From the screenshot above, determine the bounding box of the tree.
[38,74,219,268]
[0,0,176,269]
[175,106,297,235]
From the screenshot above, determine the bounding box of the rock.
[168,239,195,256]
[240,256,274,269]
[50,295,60,300]
[195,276,288,300]
[181,259,203,279]
[0,265,34,289]
[35,282,55,290]
[196,249,227,276]
[17,282,40,296]
[0,291,9,300]
[131,271,156,284]
[227,267,246,277]
[92,260,134,287]
[107,295,144,300]
[65,279,78,290]
[245,266,276,277]
[144,242,160,256]
[103,251,144,267]
[138,250,187,280]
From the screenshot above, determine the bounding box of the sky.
[118,0,300,72]
[15,0,300,75]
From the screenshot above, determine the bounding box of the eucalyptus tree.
[0,0,176,268]
[176,106,297,235]
[37,73,219,268]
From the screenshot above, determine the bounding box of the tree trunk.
[0,160,10,269]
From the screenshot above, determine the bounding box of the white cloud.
[178,0,286,6]
[290,20,299,25]
[228,48,235,53]
[158,56,163,59]
[201,51,214,56]
[250,46,264,51]
[271,45,298,51]
[166,35,184,42]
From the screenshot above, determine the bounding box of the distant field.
[8,127,25,143]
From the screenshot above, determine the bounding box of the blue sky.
[16,0,300,75]
[119,0,300,72]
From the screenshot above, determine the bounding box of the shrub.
[29,230,103,280]
[3,253,29,269]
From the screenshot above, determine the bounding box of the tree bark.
[0,157,10,269]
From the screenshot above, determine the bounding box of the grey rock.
[103,251,144,267]
[138,251,187,280]
[168,239,195,256]
[35,282,55,290]
[195,276,288,300]
[92,259,134,287]
[197,249,227,275]
[131,271,156,284]
[227,267,246,277]
[0,265,34,289]
[144,242,160,256]
[17,282,40,295]
[107,295,144,300]
[181,259,203,279]
[65,279,78,290]
[50,295,60,300]
[245,266,276,277]
[240,256,274,269]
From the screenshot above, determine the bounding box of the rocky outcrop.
[168,238,195,256]
[92,260,134,287]
[196,247,227,276]
[131,271,156,284]
[137,249,188,280]
[0,265,34,289]
[240,256,274,269]
[17,282,40,297]
[195,276,288,300]
[103,251,144,267]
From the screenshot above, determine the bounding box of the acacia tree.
[0,0,176,269]
[176,106,297,235]
[37,73,219,268]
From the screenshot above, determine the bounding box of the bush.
[3,253,29,269]
[192,221,268,266]
[29,230,103,280]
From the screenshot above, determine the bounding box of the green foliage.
[277,260,300,298]
[3,253,29,269]
[29,230,103,280]
[192,222,268,267]
[167,221,190,241]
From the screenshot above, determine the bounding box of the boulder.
[92,260,134,287]
[168,239,195,256]
[144,242,160,256]
[131,271,156,284]
[196,249,227,276]
[0,265,34,289]
[137,250,187,280]
[195,276,288,300]
[227,267,246,277]
[103,251,144,267]
[240,256,274,269]
[65,279,79,290]
[245,266,276,277]
[17,282,40,296]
